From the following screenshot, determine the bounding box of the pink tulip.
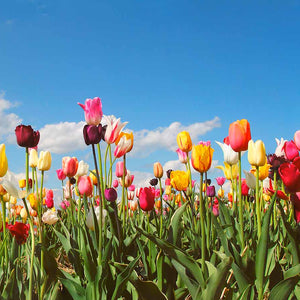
[216,176,226,186]
[56,169,67,181]
[112,179,119,188]
[62,157,78,178]
[115,161,127,178]
[45,189,54,208]
[78,97,103,125]
[139,187,155,211]
[77,175,93,197]
[128,184,135,191]
[176,148,188,164]
[295,130,300,150]
[119,171,134,188]
[127,190,134,200]
[283,141,299,161]
[60,202,67,210]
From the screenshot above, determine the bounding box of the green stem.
[256,167,261,239]
[199,173,206,273]
[238,152,245,250]
[159,178,163,238]
[1,197,8,267]
[96,143,106,209]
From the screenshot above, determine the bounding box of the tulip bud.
[29,149,38,168]
[112,179,119,188]
[0,144,8,177]
[15,125,40,148]
[206,185,216,197]
[176,131,192,153]
[38,151,52,171]
[77,175,93,197]
[83,124,102,145]
[115,161,127,178]
[248,140,267,167]
[19,179,26,189]
[78,97,103,126]
[105,188,118,202]
[56,169,67,181]
[153,162,163,178]
[149,178,158,186]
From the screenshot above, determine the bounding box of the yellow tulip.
[170,170,189,191]
[28,193,39,210]
[191,143,214,173]
[218,188,224,198]
[29,149,39,168]
[19,179,26,189]
[216,162,238,180]
[251,162,271,181]
[37,151,52,171]
[0,184,7,196]
[177,131,192,153]
[20,207,28,219]
[248,140,267,167]
[89,170,98,185]
[0,144,8,177]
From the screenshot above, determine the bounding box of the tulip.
[295,130,300,150]
[112,179,119,188]
[282,140,299,161]
[105,188,118,202]
[191,143,214,173]
[115,161,127,178]
[0,170,25,199]
[291,192,300,223]
[243,170,256,189]
[216,163,238,180]
[15,125,40,148]
[275,138,287,157]
[75,160,89,178]
[176,131,192,153]
[176,148,188,164]
[278,158,300,193]
[56,169,67,181]
[0,184,7,196]
[206,185,216,197]
[45,189,54,208]
[114,132,134,158]
[228,119,251,152]
[62,157,78,177]
[251,162,271,181]
[60,201,67,210]
[83,124,102,145]
[119,171,134,188]
[139,187,155,211]
[42,209,59,225]
[153,162,163,178]
[0,144,8,177]
[20,207,28,219]
[248,140,267,167]
[103,115,128,144]
[28,193,38,210]
[215,177,226,187]
[29,149,38,168]
[89,170,98,185]
[77,175,93,197]
[78,97,103,125]
[129,200,138,211]
[170,170,189,191]
[127,190,134,200]
[37,151,52,171]
[215,141,239,165]
[241,179,249,196]
[7,222,30,244]
[217,188,224,198]
[150,178,158,186]
[86,206,107,230]
[19,179,26,189]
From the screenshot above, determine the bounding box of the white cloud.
[129,117,221,157]
[39,121,86,154]
[0,94,22,142]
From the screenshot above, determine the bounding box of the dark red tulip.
[15,125,40,148]
[7,222,30,245]
[83,124,102,145]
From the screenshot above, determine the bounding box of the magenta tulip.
[78,97,103,125]
[115,161,127,178]
[104,188,118,202]
[56,169,67,181]
[283,140,299,161]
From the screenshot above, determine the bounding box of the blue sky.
[1,0,300,201]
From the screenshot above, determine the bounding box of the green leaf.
[201,256,233,300]
[59,271,86,300]
[269,276,300,300]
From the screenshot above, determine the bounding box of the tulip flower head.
[62,157,78,178]
[176,148,188,164]
[243,170,256,189]
[86,206,107,230]
[29,149,38,168]
[278,158,300,193]
[83,124,102,145]
[42,209,59,225]
[215,141,239,165]
[215,176,226,187]
[77,175,93,197]
[248,140,267,167]
[216,163,238,180]
[37,151,52,171]
[105,188,118,202]
[15,125,40,148]
[103,115,128,144]
[153,162,163,178]
[275,138,287,157]
[45,189,54,208]
[115,161,127,178]
[78,97,103,125]
[191,142,214,173]
[75,160,89,179]
[228,119,251,152]
[7,222,30,244]
[282,140,299,161]
[170,170,189,191]
[139,187,155,211]
[0,144,8,177]
[176,131,192,153]
[114,132,134,158]
[56,169,67,181]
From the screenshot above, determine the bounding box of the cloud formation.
[130,117,221,157]
[0,95,22,142]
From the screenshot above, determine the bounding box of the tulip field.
[1,97,300,300]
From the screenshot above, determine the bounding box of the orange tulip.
[170,170,189,191]
[228,119,251,152]
[153,162,163,178]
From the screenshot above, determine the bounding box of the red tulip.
[282,140,299,161]
[77,175,93,197]
[228,119,251,152]
[15,125,40,148]
[62,157,78,177]
[278,158,300,193]
[139,187,155,211]
[7,222,30,245]
[45,189,54,208]
[241,179,249,196]
[56,169,67,181]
